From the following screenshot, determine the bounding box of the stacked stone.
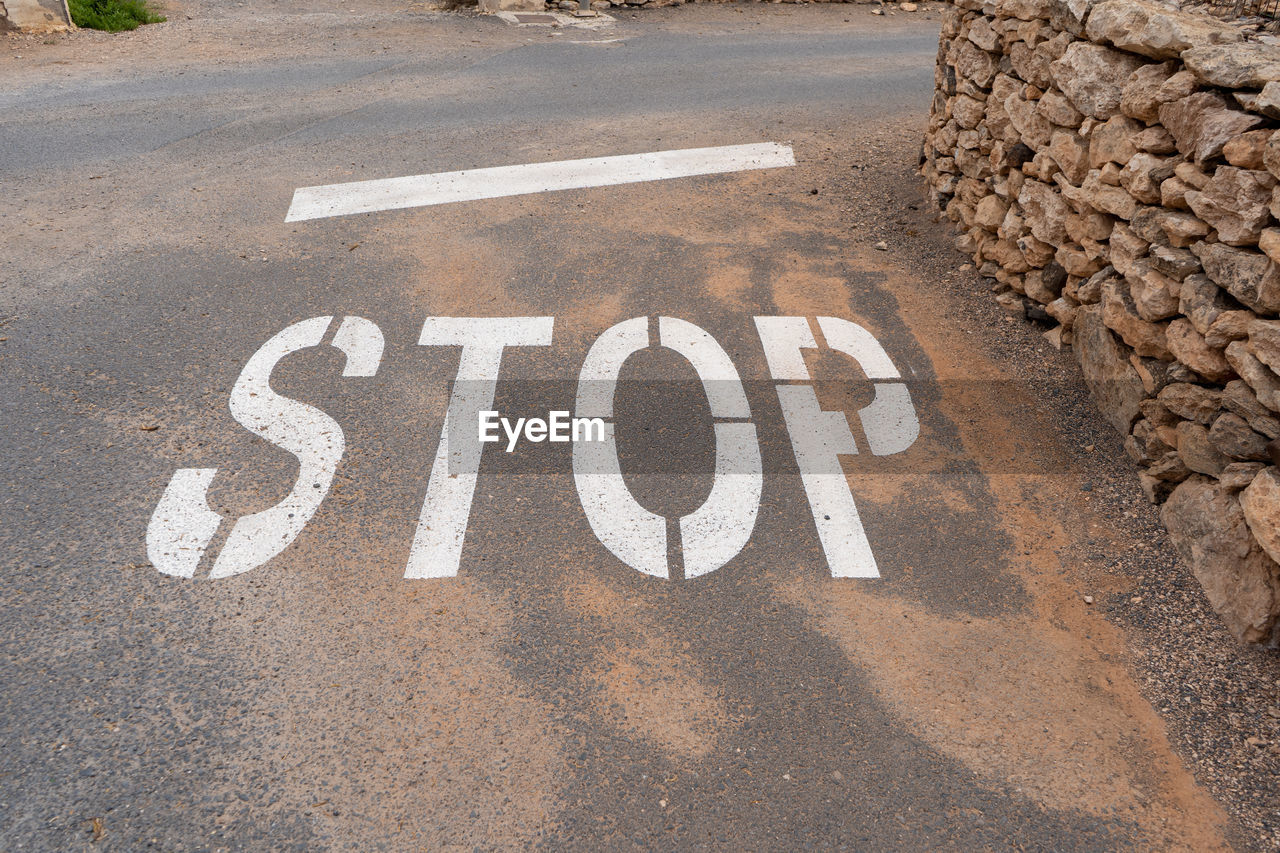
[923,0,1280,644]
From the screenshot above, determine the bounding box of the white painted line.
[285,142,796,222]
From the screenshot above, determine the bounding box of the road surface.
[2,3,1275,849]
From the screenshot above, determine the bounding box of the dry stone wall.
[923,0,1280,644]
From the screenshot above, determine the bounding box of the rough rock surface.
[1085,0,1239,61]
[1241,467,1280,566]
[1184,42,1280,90]
[1076,304,1148,434]
[1051,42,1146,120]
[1162,476,1280,644]
[923,0,1280,644]
[1159,92,1264,165]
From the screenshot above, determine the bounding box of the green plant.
[69,0,165,32]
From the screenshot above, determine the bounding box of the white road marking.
[571,318,667,577]
[406,317,555,579]
[147,313,914,582]
[775,384,880,579]
[147,468,222,578]
[212,315,384,578]
[754,316,921,578]
[572,316,761,579]
[146,315,384,579]
[816,316,919,457]
[284,143,796,222]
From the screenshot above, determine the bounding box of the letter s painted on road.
[145,316,384,578]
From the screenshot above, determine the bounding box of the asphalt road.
[0,3,1255,850]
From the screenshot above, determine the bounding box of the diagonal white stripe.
[284,142,796,222]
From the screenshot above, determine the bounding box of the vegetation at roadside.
[69,0,165,32]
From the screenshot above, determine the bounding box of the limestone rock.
[1174,161,1211,189]
[1066,209,1115,244]
[1226,340,1280,412]
[983,236,1032,273]
[1224,130,1272,171]
[1005,94,1054,150]
[1179,273,1238,335]
[1051,42,1147,121]
[1126,259,1181,321]
[1119,61,1182,123]
[1074,170,1141,220]
[1140,471,1176,502]
[1148,449,1193,483]
[1049,0,1097,35]
[1241,467,1280,569]
[1185,167,1276,247]
[1135,417,1176,459]
[1086,0,1241,60]
[1160,176,1194,210]
[1220,462,1266,492]
[1166,317,1233,382]
[1036,29,1075,63]
[1019,179,1071,245]
[1037,89,1084,127]
[1130,206,1210,249]
[1206,310,1255,351]
[1109,222,1149,277]
[1120,153,1172,205]
[1149,244,1200,281]
[1046,295,1079,328]
[1248,317,1280,374]
[1018,232,1058,267]
[1075,266,1116,304]
[1159,382,1223,424]
[1184,42,1280,90]
[1177,420,1231,476]
[1103,277,1172,358]
[1135,125,1179,156]
[1247,81,1280,121]
[1048,131,1089,185]
[1140,396,1180,425]
[1210,412,1271,461]
[1090,115,1142,169]
[954,40,999,88]
[1130,354,1174,394]
[1057,243,1103,278]
[1163,476,1280,643]
[952,95,986,130]
[1260,228,1280,265]
[1159,92,1265,166]
[973,194,1009,231]
[1193,242,1280,314]
[1010,41,1054,90]
[1223,381,1280,438]
[967,16,1001,51]
[1076,304,1148,434]
[1264,132,1280,183]
[1030,151,1063,182]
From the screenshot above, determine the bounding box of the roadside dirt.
[828,116,1280,851]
